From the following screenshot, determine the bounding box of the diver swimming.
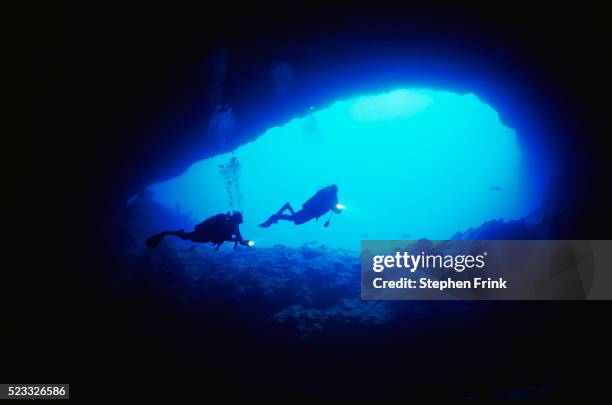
[259,184,344,228]
[146,211,253,251]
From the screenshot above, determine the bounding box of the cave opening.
[142,88,553,251]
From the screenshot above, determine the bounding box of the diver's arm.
[233,226,249,245]
[328,193,340,214]
[331,200,342,213]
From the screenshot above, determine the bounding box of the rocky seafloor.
[126,240,431,336]
[104,187,592,400]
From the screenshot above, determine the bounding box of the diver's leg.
[276,203,296,216]
[147,229,198,248]
[292,210,312,225]
[165,229,190,239]
[146,231,169,248]
[259,213,296,227]
[260,203,296,227]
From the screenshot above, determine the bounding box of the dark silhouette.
[259,185,342,228]
[490,186,502,191]
[146,211,251,250]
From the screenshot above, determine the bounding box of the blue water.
[148,89,550,250]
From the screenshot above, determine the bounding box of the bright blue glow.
[149,89,549,250]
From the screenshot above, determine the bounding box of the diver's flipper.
[259,214,279,228]
[146,232,168,249]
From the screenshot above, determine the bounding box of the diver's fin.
[259,214,278,228]
[146,231,167,249]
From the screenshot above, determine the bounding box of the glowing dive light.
[336,203,345,210]
[247,240,255,247]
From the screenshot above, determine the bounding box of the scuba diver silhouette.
[146,211,252,251]
[259,184,343,228]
